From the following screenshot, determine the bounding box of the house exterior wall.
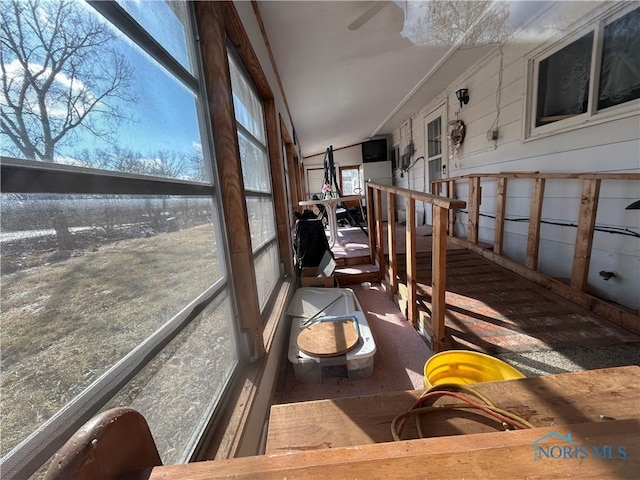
[390,1,639,310]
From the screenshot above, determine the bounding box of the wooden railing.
[366,182,466,352]
[431,172,640,334]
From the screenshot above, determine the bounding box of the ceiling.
[256,1,552,158]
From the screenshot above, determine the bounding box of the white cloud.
[4,59,94,118]
[54,155,86,167]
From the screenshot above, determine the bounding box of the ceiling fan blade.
[348,1,388,31]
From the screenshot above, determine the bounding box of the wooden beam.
[467,176,481,244]
[367,182,466,210]
[431,206,448,352]
[406,198,418,325]
[375,188,385,278]
[493,177,507,256]
[447,236,640,335]
[446,180,455,236]
[265,100,293,277]
[525,178,545,270]
[195,1,263,357]
[571,179,601,291]
[220,2,272,99]
[387,192,397,295]
[150,420,640,479]
[367,184,376,265]
[445,173,640,181]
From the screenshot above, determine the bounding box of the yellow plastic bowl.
[424,350,525,389]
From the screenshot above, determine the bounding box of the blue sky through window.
[0,0,206,180]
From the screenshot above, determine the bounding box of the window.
[340,166,361,195]
[0,1,238,477]
[530,5,640,132]
[424,105,446,195]
[228,51,280,313]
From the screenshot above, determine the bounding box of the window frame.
[339,165,361,195]
[0,2,241,478]
[227,47,281,315]
[524,3,640,140]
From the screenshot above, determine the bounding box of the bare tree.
[402,1,511,47]
[1,0,134,161]
[1,0,134,249]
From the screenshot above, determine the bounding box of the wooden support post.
[406,198,418,326]
[431,206,448,352]
[447,180,456,236]
[525,178,545,270]
[387,192,397,294]
[195,1,263,357]
[265,101,293,277]
[430,181,438,226]
[467,177,481,244]
[367,184,376,265]
[494,177,507,256]
[571,179,601,290]
[375,188,385,280]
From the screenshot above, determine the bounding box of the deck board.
[396,248,640,353]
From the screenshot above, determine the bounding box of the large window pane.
[246,196,277,252]
[598,8,640,110]
[0,193,222,456]
[341,167,360,195]
[254,243,280,311]
[0,0,207,181]
[427,118,442,158]
[116,0,194,73]
[238,131,272,193]
[536,32,593,126]
[106,290,236,464]
[228,55,266,144]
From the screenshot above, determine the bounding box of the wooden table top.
[266,365,640,454]
[146,367,640,479]
[148,419,639,479]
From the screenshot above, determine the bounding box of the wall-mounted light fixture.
[456,88,470,109]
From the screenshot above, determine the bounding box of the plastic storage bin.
[287,288,376,383]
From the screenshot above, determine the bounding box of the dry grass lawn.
[1,224,230,458]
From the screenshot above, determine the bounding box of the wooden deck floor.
[331,223,639,355]
[396,248,640,353]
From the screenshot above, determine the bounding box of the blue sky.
[92,0,202,158]
[1,0,262,178]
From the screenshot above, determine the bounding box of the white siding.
[390,1,640,310]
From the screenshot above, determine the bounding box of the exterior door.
[424,104,447,196]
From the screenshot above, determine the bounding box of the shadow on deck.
[328,223,640,377]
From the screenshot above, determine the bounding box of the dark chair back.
[43,407,162,480]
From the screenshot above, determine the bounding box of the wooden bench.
[149,419,639,479]
[266,366,639,453]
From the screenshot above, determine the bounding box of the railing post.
[432,206,448,352]
[447,180,456,236]
[387,192,398,294]
[406,197,418,326]
[571,179,601,290]
[494,177,507,256]
[467,177,481,244]
[367,184,376,265]
[525,178,545,270]
[375,188,385,281]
